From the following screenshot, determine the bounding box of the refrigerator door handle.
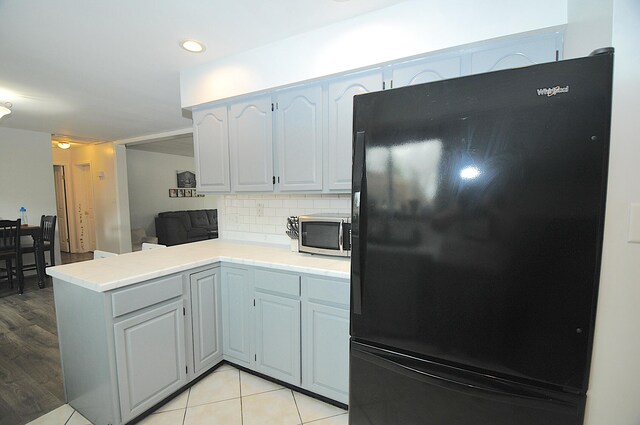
[351,130,366,315]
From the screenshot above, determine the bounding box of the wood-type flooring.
[0,276,64,425]
[1,252,92,425]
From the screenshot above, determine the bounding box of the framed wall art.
[177,170,196,188]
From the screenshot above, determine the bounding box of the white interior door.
[72,163,97,253]
[53,165,71,252]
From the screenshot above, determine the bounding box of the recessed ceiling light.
[180,40,206,53]
[57,142,71,149]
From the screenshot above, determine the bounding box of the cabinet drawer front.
[254,269,300,297]
[305,276,349,307]
[112,275,183,318]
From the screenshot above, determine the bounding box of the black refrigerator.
[349,50,613,425]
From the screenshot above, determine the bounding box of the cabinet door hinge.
[383,81,386,90]
[253,299,256,307]
[255,354,257,361]
[183,307,186,316]
[186,365,188,374]
[271,103,274,111]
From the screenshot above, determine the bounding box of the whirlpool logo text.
[536,85,570,97]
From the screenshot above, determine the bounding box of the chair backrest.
[0,219,21,252]
[93,250,118,259]
[39,215,57,244]
[141,242,166,250]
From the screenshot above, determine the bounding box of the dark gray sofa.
[155,209,218,246]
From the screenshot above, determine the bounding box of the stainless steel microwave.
[298,214,351,257]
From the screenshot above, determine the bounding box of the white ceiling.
[126,133,195,157]
[0,0,408,143]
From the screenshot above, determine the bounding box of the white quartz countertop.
[46,239,350,293]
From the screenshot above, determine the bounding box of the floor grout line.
[291,389,304,425]
[181,387,190,425]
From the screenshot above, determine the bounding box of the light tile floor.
[26,364,348,425]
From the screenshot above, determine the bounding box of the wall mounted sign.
[177,170,196,188]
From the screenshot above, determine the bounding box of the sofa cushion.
[205,209,218,226]
[187,227,209,239]
[188,210,210,228]
[160,211,192,230]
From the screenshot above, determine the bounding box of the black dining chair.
[0,219,23,292]
[22,215,57,270]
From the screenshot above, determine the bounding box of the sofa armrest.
[155,217,187,246]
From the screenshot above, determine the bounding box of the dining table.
[20,225,46,291]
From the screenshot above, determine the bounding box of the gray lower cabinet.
[54,268,223,425]
[221,266,253,367]
[114,300,187,423]
[302,275,350,404]
[190,267,223,376]
[254,269,301,385]
[54,263,348,425]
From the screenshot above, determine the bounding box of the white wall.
[220,194,350,244]
[0,127,60,265]
[180,0,567,107]
[52,142,128,254]
[576,1,640,423]
[126,149,217,237]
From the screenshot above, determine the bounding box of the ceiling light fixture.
[57,142,71,149]
[180,39,206,53]
[0,102,12,118]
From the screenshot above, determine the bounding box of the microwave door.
[300,220,350,257]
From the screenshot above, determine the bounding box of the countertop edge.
[47,240,350,293]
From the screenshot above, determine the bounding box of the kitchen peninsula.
[47,239,350,425]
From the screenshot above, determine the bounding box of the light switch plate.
[628,203,640,243]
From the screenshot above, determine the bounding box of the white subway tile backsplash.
[313,199,332,209]
[297,199,314,208]
[218,193,350,245]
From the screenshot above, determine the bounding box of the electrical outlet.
[256,203,264,217]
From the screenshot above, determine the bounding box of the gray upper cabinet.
[192,32,561,195]
[470,35,561,74]
[190,267,223,377]
[114,299,187,423]
[193,106,230,192]
[275,85,323,191]
[229,95,274,192]
[327,70,383,191]
[391,56,462,88]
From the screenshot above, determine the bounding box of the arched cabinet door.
[229,95,274,192]
[470,35,561,74]
[391,56,462,88]
[327,70,383,191]
[193,106,230,192]
[275,85,323,191]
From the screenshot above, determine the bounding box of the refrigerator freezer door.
[350,53,613,391]
[349,341,585,425]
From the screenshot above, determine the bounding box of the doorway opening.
[53,165,71,252]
